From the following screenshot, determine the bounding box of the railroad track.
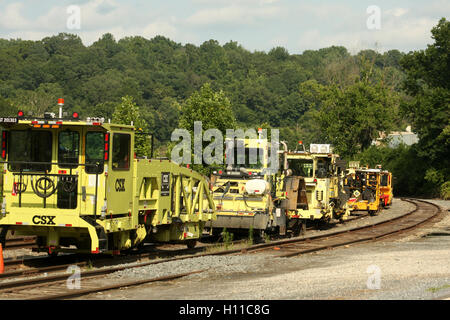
[239,198,442,257]
[0,198,441,299]
[4,237,36,250]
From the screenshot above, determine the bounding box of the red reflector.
[92,122,101,126]
[104,143,109,151]
[2,150,5,158]
[31,121,38,124]
[16,222,22,225]
[65,224,72,227]
[218,170,222,174]
[56,121,63,125]
[91,247,99,254]
[58,170,67,174]
[104,152,108,161]
[105,133,109,142]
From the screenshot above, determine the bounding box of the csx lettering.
[32,215,56,225]
[115,179,125,192]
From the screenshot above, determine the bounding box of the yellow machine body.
[379,170,393,207]
[345,168,382,214]
[206,138,279,235]
[278,148,351,223]
[0,117,215,254]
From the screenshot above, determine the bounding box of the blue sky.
[0,0,448,53]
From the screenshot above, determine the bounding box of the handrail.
[0,161,102,216]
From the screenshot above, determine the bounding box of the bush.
[441,181,450,200]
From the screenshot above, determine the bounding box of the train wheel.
[48,251,58,258]
[186,239,197,249]
[292,221,306,237]
[257,229,266,242]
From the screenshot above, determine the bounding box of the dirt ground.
[76,198,450,300]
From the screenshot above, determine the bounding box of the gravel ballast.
[75,198,450,300]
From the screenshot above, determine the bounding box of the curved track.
[242,198,442,257]
[0,198,442,299]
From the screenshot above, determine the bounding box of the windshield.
[380,174,389,186]
[8,130,52,172]
[287,158,313,177]
[315,157,332,178]
[58,130,79,168]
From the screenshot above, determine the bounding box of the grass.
[203,227,257,254]
[427,284,450,293]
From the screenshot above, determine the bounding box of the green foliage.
[400,17,450,195]
[356,144,440,197]
[112,96,151,157]
[315,81,398,157]
[178,83,236,175]
[179,83,236,133]
[222,228,234,249]
[441,181,450,200]
[0,21,446,197]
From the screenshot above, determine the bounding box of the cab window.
[112,133,130,170]
[85,132,104,174]
[8,130,52,172]
[58,131,79,168]
[287,159,313,177]
[315,157,332,178]
[380,174,389,186]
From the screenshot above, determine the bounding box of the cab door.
[107,132,134,216]
[82,129,107,216]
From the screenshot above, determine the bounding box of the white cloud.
[297,14,438,54]
[0,0,448,52]
[0,2,30,30]
[186,4,281,26]
[385,8,409,18]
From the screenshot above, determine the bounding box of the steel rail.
[247,199,442,258]
[0,199,441,299]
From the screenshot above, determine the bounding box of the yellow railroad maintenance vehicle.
[344,166,382,215]
[276,143,352,229]
[206,134,286,238]
[0,110,215,255]
[379,169,393,207]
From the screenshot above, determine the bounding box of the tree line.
[0,18,448,198]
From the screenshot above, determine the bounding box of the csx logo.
[32,215,56,225]
[115,178,125,192]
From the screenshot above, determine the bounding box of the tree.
[112,96,151,157]
[315,81,397,157]
[400,18,450,195]
[0,96,18,115]
[12,82,64,117]
[179,82,236,134]
[177,83,236,174]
